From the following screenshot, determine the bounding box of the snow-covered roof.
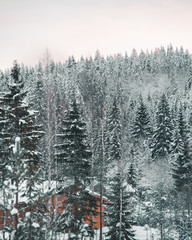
[0,178,134,208]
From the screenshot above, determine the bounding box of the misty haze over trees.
[1,44,192,239]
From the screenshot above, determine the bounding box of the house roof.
[0,178,134,208]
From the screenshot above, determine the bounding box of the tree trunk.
[187,185,191,217]
[43,49,52,238]
[15,137,21,240]
[90,74,95,239]
[53,105,59,240]
[160,195,164,240]
[29,186,32,240]
[100,103,105,240]
[119,99,123,240]
[15,175,19,240]
[119,152,122,240]
[2,181,6,240]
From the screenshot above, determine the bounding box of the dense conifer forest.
[1,45,192,239]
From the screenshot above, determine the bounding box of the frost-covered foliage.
[0,62,47,240]
[54,99,96,238]
[151,94,173,160]
[0,45,192,239]
[131,96,152,142]
[105,174,136,240]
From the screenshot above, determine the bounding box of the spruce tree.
[172,106,192,192]
[151,94,173,160]
[0,61,46,239]
[105,173,136,240]
[56,99,91,182]
[131,96,152,142]
[127,163,138,189]
[185,65,192,92]
[55,99,95,239]
[172,106,192,238]
[17,109,45,240]
[0,61,26,238]
[105,98,136,240]
[107,97,121,166]
[0,61,24,170]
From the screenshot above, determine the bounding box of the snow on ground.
[1,226,174,239]
[0,231,10,240]
[49,226,159,239]
[133,226,158,240]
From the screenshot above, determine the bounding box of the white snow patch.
[4,180,10,186]
[13,146,16,154]
[6,165,13,173]
[28,110,37,115]
[133,226,158,240]
[32,222,40,228]
[13,137,21,154]
[15,137,20,143]
[10,208,18,215]
[19,119,26,125]
[25,212,31,218]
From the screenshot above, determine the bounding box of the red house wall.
[50,193,106,229]
[0,210,10,230]
[0,192,107,231]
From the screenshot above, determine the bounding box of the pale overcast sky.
[0,0,192,70]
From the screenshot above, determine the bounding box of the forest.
[0,44,192,239]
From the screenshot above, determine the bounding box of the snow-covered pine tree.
[107,97,121,167]
[0,61,26,238]
[127,162,138,189]
[0,81,10,240]
[169,105,192,239]
[105,173,136,240]
[145,182,175,240]
[185,65,192,93]
[0,61,46,239]
[172,106,192,208]
[151,94,173,160]
[105,97,136,240]
[55,99,96,239]
[33,63,45,124]
[17,108,46,240]
[172,106,192,190]
[0,61,24,169]
[131,96,152,143]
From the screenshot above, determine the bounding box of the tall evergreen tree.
[131,96,152,143]
[171,106,192,239]
[0,61,46,239]
[0,62,25,239]
[55,99,96,239]
[151,94,173,160]
[185,65,192,92]
[56,99,91,182]
[16,110,45,240]
[105,97,136,240]
[172,106,192,192]
[127,162,138,189]
[105,173,136,240]
[107,97,122,166]
[0,61,24,169]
